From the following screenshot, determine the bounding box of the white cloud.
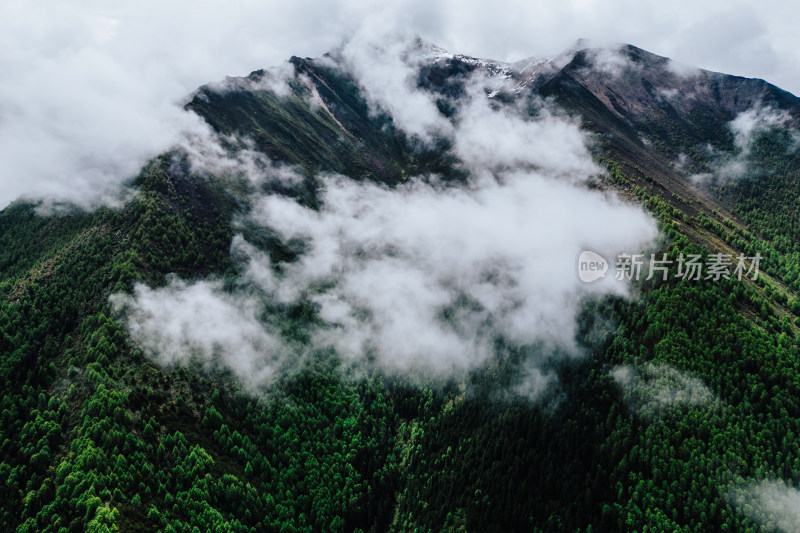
[729,105,790,151]
[698,104,792,181]
[728,480,800,532]
[246,167,655,383]
[110,276,285,388]
[612,363,718,418]
[331,32,453,143]
[178,130,305,190]
[453,96,595,180]
[665,59,702,78]
[582,46,642,78]
[204,62,297,98]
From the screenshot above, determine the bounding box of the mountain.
[2,41,800,532]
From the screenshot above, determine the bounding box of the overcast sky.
[2,0,799,209]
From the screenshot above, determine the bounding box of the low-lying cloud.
[330,33,453,143]
[114,48,658,394]
[730,105,790,150]
[117,165,655,391]
[453,97,595,180]
[728,479,800,532]
[612,363,719,418]
[249,169,653,379]
[689,103,794,183]
[110,276,285,388]
[203,62,297,98]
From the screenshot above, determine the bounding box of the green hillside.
[2,45,800,532]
